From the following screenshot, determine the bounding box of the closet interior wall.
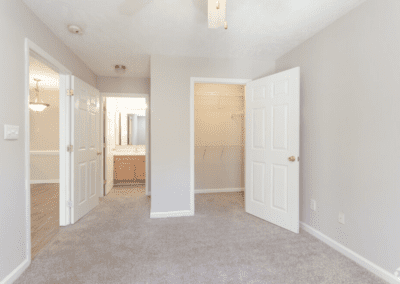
[195,83,245,191]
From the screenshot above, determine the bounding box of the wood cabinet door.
[114,155,145,184]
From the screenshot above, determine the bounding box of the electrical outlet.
[338,212,345,224]
[310,199,316,211]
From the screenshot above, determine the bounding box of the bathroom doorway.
[101,94,150,197]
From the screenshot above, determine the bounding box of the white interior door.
[71,76,101,224]
[245,67,300,233]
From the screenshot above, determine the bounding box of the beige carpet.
[15,189,386,283]
[106,185,146,198]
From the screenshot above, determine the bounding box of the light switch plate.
[310,199,316,211]
[4,125,19,140]
[338,212,345,224]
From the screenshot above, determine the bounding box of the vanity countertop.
[111,146,146,156]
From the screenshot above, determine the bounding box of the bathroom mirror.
[116,112,146,146]
[127,113,146,145]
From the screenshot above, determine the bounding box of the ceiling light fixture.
[115,65,127,74]
[29,78,50,112]
[208,0,227,29]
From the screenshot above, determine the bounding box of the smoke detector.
[115,65,126,74]
[68,25,83,35]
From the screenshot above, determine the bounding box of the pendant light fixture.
[208,0,227,29]
[29,78,50,112]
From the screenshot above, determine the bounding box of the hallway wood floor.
[16,189,386,283]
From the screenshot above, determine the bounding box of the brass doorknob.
[288,156,295,162]
[97,152,102,155]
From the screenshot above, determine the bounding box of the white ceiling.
[23,0,366,78]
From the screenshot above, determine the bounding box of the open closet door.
[245,67,300,233]
[71,76,101,224]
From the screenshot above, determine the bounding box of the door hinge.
[67,200,73,208]
[67,145,74,152]
[67,89,74,96]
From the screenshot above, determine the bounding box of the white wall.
[150,55,275,213]
[0,0,97,281]
[97,77,150,94]
[275,0,400,276]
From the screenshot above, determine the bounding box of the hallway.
[16,190,385,283]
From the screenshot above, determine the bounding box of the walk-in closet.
[194,83,245,193]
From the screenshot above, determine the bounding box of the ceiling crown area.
[22,0,366,78]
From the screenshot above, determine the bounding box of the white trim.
[195,188,244,194]
[395,267,400,280]
[190,77,251,217]
[101,96,105,196]
[101,93,150,198]
[60,74,71,226]
[30,150,59,155]
[105,181,114,196]
[0,258,30,284]
[30,179,60,184]
[191,78,252,85]
[300,222,400,284]
[25,38,72,270]
[150,210,194,219]
[190,79,195,216]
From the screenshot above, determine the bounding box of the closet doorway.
[190,68,300,234]
[194,83,246,194]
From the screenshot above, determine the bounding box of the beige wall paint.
[195,83,245,190]
[0,0,96,281]
[29,89,59,151]
[276,0,400,275]
[97,77,150,94]
[29,60,60,182]
[195,83,245,147]
[150,55,275,213]
[30,156,59,181]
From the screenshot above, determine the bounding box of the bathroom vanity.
[113,146,146,186]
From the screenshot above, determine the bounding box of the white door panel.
[71,76,101,224]
[245,67,300,233]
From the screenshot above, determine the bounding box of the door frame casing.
[189,78,251,215]
[101,93,150,196]
[24,38,72,263]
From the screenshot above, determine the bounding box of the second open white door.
[245,67,300,233]
[71,76,101,224]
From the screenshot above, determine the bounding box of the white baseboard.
[195,188,244,194]
[105,182,113,196]
[0,257,30,284]
[300,222,400,284]
[30,179,59,184]
[150,210,194,219]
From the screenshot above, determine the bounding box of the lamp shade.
[29,102,49,112]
